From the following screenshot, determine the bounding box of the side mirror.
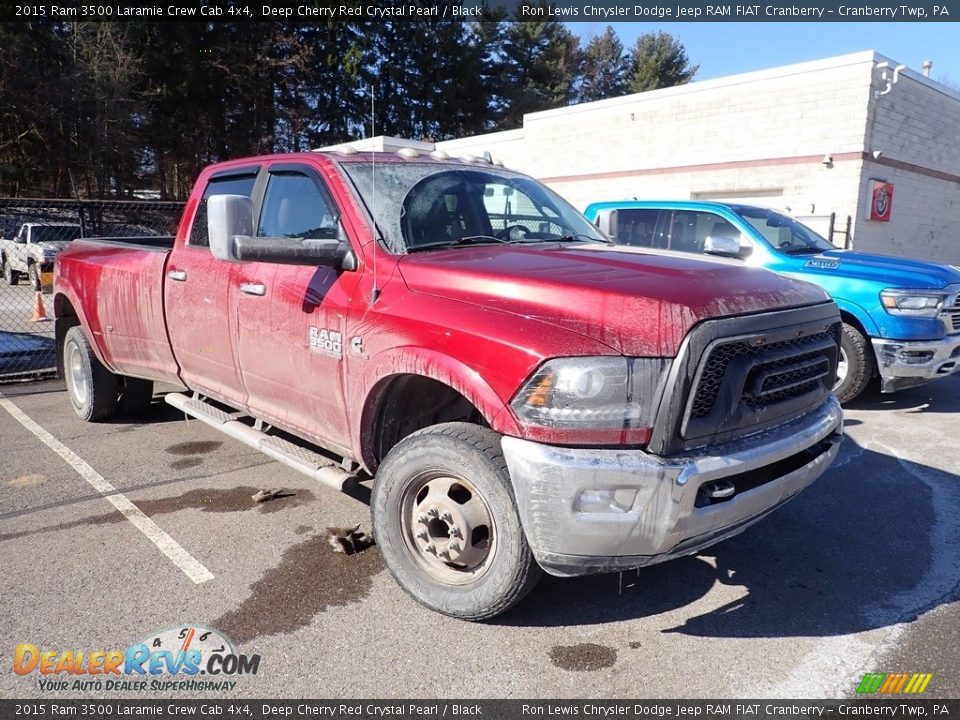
[232,234,354,268]
[703,234,742,259]
[207,194,252,262]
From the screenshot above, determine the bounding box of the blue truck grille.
[942,299,960,334]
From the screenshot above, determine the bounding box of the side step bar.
[165,393,356,492]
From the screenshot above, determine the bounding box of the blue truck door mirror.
[207,194,252,262]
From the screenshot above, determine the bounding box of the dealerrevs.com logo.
[14,625,260,692]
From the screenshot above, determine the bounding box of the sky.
[567,23,960,86]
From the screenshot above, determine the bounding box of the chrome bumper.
[501,397,843,577]
[872,336,960,393]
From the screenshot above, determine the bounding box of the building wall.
[853,68,960,261]
[436,51,960,264]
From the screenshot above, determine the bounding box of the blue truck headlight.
[880,289,946,318]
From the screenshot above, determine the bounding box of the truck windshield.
[340,162,607,253]
[734,207,835,254]
[32,226,82,243]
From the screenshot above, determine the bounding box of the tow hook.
[701,480,736,501]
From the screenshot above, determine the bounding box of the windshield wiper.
[505,233,613,245]
[781,246,826,255]
[559,233,614,245]
[407,235,508,253]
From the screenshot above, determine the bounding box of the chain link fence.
[0,198,184,381]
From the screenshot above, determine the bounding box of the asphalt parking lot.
[1,376,958,699]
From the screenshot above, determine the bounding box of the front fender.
[831,297,880,337]
[354,346,522,471]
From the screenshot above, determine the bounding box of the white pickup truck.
[0,222,82,290]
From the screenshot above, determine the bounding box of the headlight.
[880,289,946,317]
[511,357,669,431]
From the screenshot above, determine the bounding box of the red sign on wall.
[867,180,894,222]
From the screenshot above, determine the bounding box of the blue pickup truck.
[584,200,960,403]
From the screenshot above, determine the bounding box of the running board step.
[165,392,355,492]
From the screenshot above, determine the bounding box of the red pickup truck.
[54,150,844,620]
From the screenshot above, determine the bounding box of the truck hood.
[33,241,70,254]
[398,244,829,357]
[802,250,960,289]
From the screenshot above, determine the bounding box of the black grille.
[691,330,837,419]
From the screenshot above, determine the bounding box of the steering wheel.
[496,224,531,242]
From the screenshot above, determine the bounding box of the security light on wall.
[821,154,834,166]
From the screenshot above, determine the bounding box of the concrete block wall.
[853,69,960,263]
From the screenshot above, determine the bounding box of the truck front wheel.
[3,258,19,285]
[834,322,875,404]
[28,263,40,291]
[371,422,542,621]
[63,325,119,421]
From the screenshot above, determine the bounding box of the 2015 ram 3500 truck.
[585,200,960,403]
[55,151,843,620]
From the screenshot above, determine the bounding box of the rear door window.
[608,208,663,247]
[189,173,258,247]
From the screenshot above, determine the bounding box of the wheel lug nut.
[416,530,428,541]
[439,549,451,559]
[449,542,461,553]
[449,527,461,539]
[425,544,437,555]
[441,511,453,523]
[427,508,439,518]
[416,514,428,525]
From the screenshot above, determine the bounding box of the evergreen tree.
[576,26,628,103]
[497,20,580,129]
[627,32,698,93]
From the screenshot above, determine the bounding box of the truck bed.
[72,235,175,251]
[55,237,180,383]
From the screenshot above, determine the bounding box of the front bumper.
[501,397,843,577]
[872,336,960,393]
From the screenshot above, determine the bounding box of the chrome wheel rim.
[834,346,849,390]
[66,342,88,408]
[401,473,496,585]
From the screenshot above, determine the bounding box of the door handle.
[240,282,266,296]
[167,270,187,282]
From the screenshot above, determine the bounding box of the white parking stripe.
[0,395,214,584]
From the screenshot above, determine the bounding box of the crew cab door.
[165,167,258,405]
[235,162,362,453]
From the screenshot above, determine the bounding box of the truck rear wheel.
[834,322,875,404]
[63,325,119,422]
[371,422,542,621]
[3,258,19,285]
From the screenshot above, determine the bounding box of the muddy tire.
[371,422,542,621]
[28,263,40,291]
[834,322,875,404]
[63,325,119,422]
[120,377,154,416]
[3,258,19,285]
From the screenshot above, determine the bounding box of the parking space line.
[0,395,214,584]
